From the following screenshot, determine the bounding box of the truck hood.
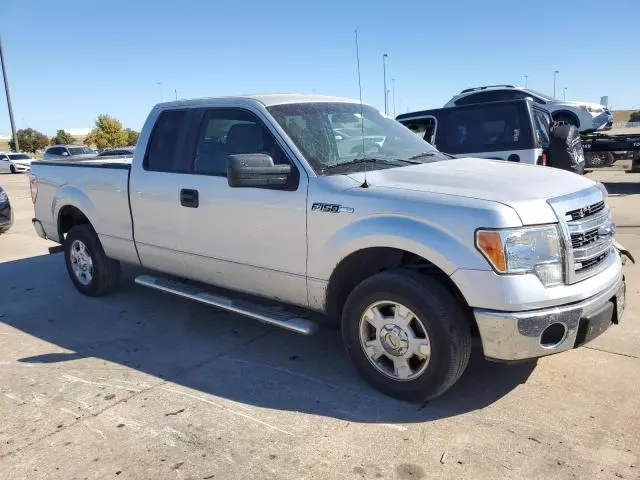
[360,157,597,225]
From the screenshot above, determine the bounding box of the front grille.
[571,228,598,249]
[565,202,611,279]
[566,201,605,221]
[549,187,614,284]
[577,251,609,271]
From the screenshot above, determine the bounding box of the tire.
[554,113,579,128]
[10,165,16,174]
[342,269,471,402]
[585,151,614,168]
[64,224,120,296]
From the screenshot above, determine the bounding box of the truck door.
[129,107,309,308]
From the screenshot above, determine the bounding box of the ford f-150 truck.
[30,94,627,401]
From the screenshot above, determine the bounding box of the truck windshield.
[267,102,443,174]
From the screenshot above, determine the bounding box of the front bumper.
[32,218,47,239]
[0,203,13,234]
[592,112,613,130]
[12,164,31,173]
[474,270,624,361]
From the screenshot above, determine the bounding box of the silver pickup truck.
[30,94,626,401]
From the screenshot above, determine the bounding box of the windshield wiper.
[408,151,455,161]
[320,157,409,172]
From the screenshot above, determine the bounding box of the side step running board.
[134,274,318,335]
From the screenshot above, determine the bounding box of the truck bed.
[31,158,138,264]
[35,156,133,169]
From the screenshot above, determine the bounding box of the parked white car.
[0,152,35,174]
[444,85,612,133]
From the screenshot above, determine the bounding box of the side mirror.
[227,154,291,188]
[61,151,69,156]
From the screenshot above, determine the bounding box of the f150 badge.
[311,202,354,214]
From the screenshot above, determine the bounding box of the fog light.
[540,322,567,348]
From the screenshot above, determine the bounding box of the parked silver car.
[43,145,97,161]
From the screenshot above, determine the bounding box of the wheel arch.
[324,246,477,335]
[53,186,98,241]
[552,110,581,128]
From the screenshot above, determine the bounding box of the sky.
[1,0,638,136]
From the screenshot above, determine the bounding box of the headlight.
[580,105,602,113]
[476,225,564,287]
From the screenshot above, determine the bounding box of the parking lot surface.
[1,171,639,480]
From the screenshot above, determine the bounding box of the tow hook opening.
[540,322,567,349]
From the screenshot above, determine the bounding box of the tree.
[8,128,49,153]
[51,129,75,145]
[630,111,640,122]
[124,128,140,146]
[84,114,128,149]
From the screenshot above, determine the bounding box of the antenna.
[354,29,368,188]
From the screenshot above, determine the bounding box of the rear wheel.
[585,151,614,168]
[64,224,120,296]
[342,269,471,402]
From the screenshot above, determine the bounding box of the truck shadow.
[0,254,536,424]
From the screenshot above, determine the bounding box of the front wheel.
[9,165,16,174]
[342,269,471,402]
[64,224,120,296]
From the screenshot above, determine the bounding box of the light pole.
[553,70,559,98]
[0,38,19,151]
[524,74,528,88]
[563,87,567,101]
[382,53,389,114]
[391,78,396,117]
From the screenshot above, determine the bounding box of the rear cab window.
[144,109,189,172]
[436,102,533,154]
[532,108,551,148]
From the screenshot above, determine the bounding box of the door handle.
[180,189,199,208]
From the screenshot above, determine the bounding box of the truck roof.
[156,93,360,109]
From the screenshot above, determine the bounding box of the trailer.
[581,131,640,171]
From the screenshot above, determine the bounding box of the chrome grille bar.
[547,186,611,284]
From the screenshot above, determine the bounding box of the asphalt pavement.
[0,171,638,480]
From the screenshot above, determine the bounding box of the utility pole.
[382,53,389,114]
[563,87,567,101]
[524,74,528,88]
[392,78,396,117]
[553,70,559,99]
[174,89,178,101]
[0,38,19,151]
